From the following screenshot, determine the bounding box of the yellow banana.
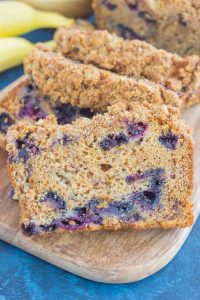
[0,1,75,37]
[18,0,92,18]
[0,37,55,73]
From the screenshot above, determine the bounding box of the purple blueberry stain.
[126,171,148,184]
[178,14,187,26]
[125,121,148,139]
[101,0,117,10]
[54,103,96,125]
[39,222,57,233]
[60,203,103,231]
[54,103,76,125]
[79,108,95,119]
[127,168,164,209]
[105,200,134,217]
[55,133,72,146]
[14,134,39,162]
[18,148,29,162]
[61,134,71,145]
[21,168,165,236]
[0,112,15,134]
[22,223,38,236]
[17,81,96,128]
[158,132,178,150]
[8,133,40,164]
[117,24,144,40]
[50,132,74,148]
[125,1,156,25]
[125,0,139,10]
[18,82,47,121]
[18,99,46,121]
[138,11,157,24]
[9,186,15,200]
[40,191,66,210]
[86,199,100,211]
[99,132,129,150]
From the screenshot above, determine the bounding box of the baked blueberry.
[0,112,14,134]
[117,24,144,40]
[126,121,148,139]
[9,186,15,200]
[143,190,156,204]
[87,199,100,211]
[158,132,178,150]
[19,83,47,121]
[179,14,187,26]
[100,132,129,150]
[54,103,76,125]
[16,135,39,162]
[40,191,66,210]
[127,168,164,209]
[109,200,134,215]
[138,11,157,24]
[19,99,46,121]
[61,134,71,145]
[18,148,29,162]
[102,0,117,10]
[22,223,37,236]
[79,108,95,119]
[40,222,57,232]
[125,0,138,10]
[126,171,147,183]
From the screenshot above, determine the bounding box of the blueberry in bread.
[93,0,200,56]
[0,77,95,149]
[24,44,181,113]
[7,103,194,236]
[55,27,200,107]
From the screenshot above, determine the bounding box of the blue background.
[0,29,199,300]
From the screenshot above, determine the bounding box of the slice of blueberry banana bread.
[7,103,193,236]
[24,44,181,112]
[0,77,96,149]
[93,0,200,56]
[55,27,200,107]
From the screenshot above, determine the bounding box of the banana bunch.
[0,1,75,37]
[0,1,93,73]
[0,38,55,73]
[18,0,92,18]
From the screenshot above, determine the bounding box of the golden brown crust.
[24,44,181,112]
[55,27,200,107]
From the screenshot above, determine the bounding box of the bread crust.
[55,27,200,108]
[24,44,181,113]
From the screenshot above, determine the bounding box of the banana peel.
[18,0,92,18]
[0,1,75,37]
[0,1,94,72]
[0,37,55,73]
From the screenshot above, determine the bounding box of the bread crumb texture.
[7,103,194,236]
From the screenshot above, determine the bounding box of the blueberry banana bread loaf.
[93,0,200,56]
[55,27,200,107]
[0,77,96,149]
[24,44,181,112]
[7,103,193,236]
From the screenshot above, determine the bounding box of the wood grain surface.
[0,77,199,283]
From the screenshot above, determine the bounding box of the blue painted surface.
[0,29,200,300]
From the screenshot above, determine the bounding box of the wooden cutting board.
[0,78,199,283]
